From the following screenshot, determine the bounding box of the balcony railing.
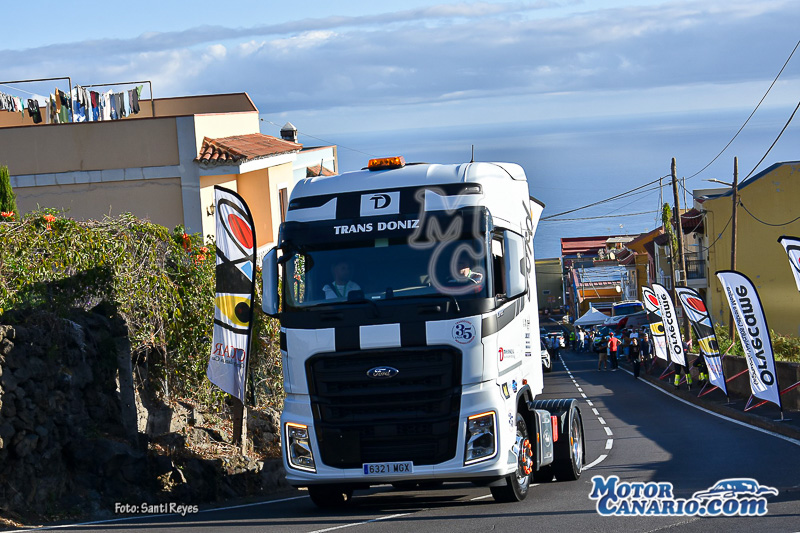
[685,253,706,280]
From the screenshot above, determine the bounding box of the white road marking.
[584,454,608,470]
[622,366,800,447]
[308,513,414,533]
[470,494,494,501]
[558,354,612,471]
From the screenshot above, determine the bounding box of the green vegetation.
[0,210,283,409]
[714,325,800,364]
[0,165,19,221]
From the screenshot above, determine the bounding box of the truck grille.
[307,347,462,468]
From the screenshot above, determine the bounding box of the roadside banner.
[716,271,781,409]
[651,283,686,367]
[675,287,727,396]
[207,186,257,401]
[778,236,800,292]
[641,287,669,361]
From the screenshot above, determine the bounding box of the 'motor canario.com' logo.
[589,476,777,517]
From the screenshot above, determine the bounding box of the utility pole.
[671,158,691,340]
[728,157,739,339]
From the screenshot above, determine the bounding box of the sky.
[3,0,800,258]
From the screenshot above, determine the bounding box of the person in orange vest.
[607,331,621,371]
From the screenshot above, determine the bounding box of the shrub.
[0,210,282,409]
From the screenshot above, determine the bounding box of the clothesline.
[0,77,153,125]
[0,84,146,124]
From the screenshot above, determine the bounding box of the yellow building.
[0,92,336,253]
[702,161,800,337]
[534,258,563,311]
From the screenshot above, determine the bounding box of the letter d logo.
[360,191,400,216]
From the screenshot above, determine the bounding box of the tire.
[308,485,354,508]
[553,405,584,481]
[490,413,532,503]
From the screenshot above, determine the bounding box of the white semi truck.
[261,157,585,507]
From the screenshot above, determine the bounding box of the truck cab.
[262,157,584,506]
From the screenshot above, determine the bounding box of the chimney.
[280,122,298,143]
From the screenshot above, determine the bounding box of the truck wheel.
[308,485,354,508]
[553,405,583,481]
[490,413,532,503]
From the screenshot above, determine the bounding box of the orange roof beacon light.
[368,156,406,171]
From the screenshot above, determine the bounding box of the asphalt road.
[19,349,800,533]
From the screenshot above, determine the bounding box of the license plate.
[362,462,414,475]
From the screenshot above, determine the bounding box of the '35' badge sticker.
[453,320,476,344]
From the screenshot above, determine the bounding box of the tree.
[661,203,677,264]
[0,165,19,220]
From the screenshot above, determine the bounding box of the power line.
[698,212,733,254]
[540,210,658,222]
[742,99,800,181]
[260,118,376,157]
[740,201,800,227]
[686,38,800,181]
[540,176,668,220]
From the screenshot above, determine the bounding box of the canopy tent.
[574,307,609,326]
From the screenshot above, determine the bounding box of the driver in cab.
[323,261,361,300]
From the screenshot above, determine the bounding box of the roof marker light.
[368,156,406,171]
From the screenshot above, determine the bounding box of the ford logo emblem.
[366,366,399,379]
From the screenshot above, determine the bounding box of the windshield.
[283,236,489,308]
[612,302,644,316]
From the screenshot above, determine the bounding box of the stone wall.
[0,307,288,523]
[722,355,800,410]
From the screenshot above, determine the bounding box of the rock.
[2,396,16,417]
[1,371,17,392]
[0,422,15,444]
[14,433,38,458]
[0,337,13,356]
[12,365,31,384]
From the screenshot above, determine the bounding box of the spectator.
[630,338,642,378]
[607,332,621,371]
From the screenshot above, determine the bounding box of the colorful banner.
[778,236,800,292]
[675,287,727,396]
[651,283,686,367]
[716,271,781,409]
[642,287,669,362]
[207,186,257,401]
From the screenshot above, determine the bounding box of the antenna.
[470,145,474,163]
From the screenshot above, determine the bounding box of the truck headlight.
[464,411,497,465]
[285,422,316,472]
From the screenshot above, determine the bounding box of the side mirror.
[262,247,279,317]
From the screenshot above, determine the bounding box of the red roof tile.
[306,164,336,177]
[196,133,302,164]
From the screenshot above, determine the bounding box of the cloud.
[3,0,799,123]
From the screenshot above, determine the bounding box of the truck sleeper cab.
[262,158,584,507]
